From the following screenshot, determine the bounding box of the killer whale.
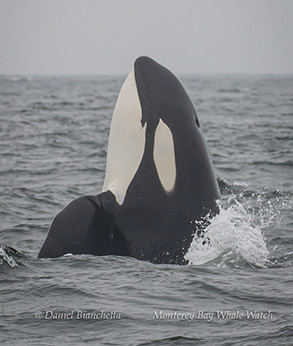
[38,56,220,264]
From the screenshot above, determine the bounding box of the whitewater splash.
[0,245,23,268]
[185,189,287,268]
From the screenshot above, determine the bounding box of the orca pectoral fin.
[38,191,128,258]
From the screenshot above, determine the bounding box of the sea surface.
[0,73,292,345]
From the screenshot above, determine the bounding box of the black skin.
[38,191,128,258]
[38,56,220,264]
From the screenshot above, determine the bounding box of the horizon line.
[1,71,293,77]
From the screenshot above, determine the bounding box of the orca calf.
[38,56,220,264]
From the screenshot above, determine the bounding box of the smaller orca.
[38,56,220,264]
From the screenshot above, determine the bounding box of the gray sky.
[1,0,292,74]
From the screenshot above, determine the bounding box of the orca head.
[103,56,202,204]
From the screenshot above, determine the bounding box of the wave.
[218,88,242,94]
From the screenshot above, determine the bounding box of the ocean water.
[0,73,292,345]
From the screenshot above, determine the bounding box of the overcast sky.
[0,0,292,75]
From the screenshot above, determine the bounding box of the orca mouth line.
[38,56,220,265]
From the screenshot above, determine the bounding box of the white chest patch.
[102,69,146,205]
[153,119,176,192]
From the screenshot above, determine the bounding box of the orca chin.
[38,56,220,265]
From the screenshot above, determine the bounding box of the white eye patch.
[153,119,176,192]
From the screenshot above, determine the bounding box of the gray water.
[0,74,292,345]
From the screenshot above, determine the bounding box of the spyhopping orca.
[38,56,220,264]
